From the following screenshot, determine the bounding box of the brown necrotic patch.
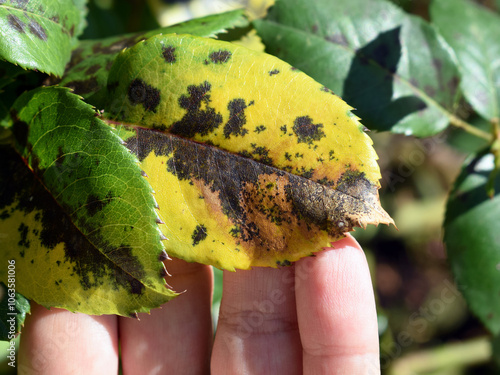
[128,129,381,259]
[8,14,25,33]
[0,146,147,295]
[128,78,161,112]
[28,19,47,41]
[292,116,325,145]
[223,99,253,139]
[169,81,223,138]
[162,45,176,63]
[209,50,232,64]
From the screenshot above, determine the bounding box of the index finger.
[295,235,380,374]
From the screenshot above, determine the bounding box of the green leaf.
[0,282,30,341]
[82,0,159,40]
[0,86,177,316]
[431,0,500,121]
[444,151,500,335]
[253,0,461,137]
[58,9,249,106]
[0,0,85,76]
[105,34,394,270]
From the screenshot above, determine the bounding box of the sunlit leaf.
[0,87,176,316]
[253,0,461,137]
[105,34,394,270]
[0,0,86,76]
[444,151,500,335]
[431,0,500,120]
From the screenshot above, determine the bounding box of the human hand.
[18,234,380,374]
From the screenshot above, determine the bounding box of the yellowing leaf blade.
[106,34,393,270]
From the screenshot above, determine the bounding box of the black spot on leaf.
[169,81,223,138]
[269,69,280,76]
[325,34,348,47]
[162,45,176,63]
[86,192,113,217]
[292,116,325,144]
[8,14,25,33]
[192,225,208,246]
[65,76,99,95]
[276,260,291,266]
[18,223,30,249]
[128,79,161,112]
[28,20,47,41]
[224,99,252,138]
[85,64,101,75]
[209,50,232,64]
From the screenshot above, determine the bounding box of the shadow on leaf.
[343,26,426,131]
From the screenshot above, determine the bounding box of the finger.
[296,235,380,374]
[119,258,213,375]
[18,302,118,375]
[212,266,302,374]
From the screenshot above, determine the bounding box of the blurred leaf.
[432,0,500,120]
[82,0,159,39]
[0,0,86,76]
[253,0,461,137]
[444,151,500,335]
[106,34,393,270]
[58,9,249,106]
[0,87,177,316]
[0,283,30,341]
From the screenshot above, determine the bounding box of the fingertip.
[295,234,380,374]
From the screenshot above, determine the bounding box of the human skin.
[18,234,380,374]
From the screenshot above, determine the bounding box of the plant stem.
[448,114,492,141]
[388,336,492,375]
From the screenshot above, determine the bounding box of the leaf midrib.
[121,122,389,221]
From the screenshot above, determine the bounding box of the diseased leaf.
[105,34,394,270]
[58,9,249,106]
[0,87,177,316]
[0,0,85,76]
[253,0,461,137]
[444,151,500,335]
[431,0,500,120]
[0,283,30,341]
